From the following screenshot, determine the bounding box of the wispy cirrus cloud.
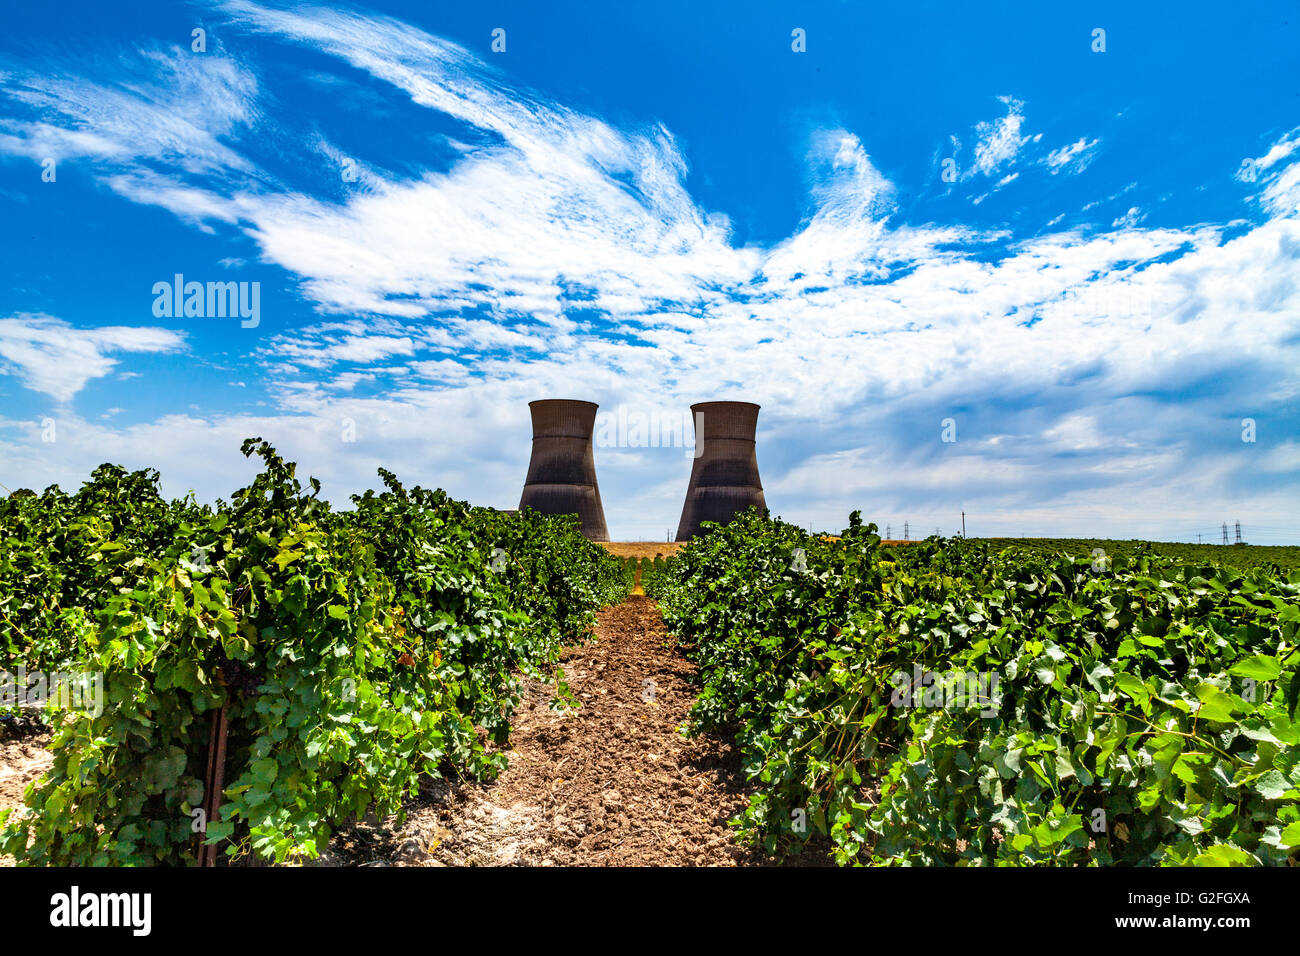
[966,96,1039,179]
[0,45,259,174]
[1243,129,1300,217]
[1242,130,1300,175]
[1045,136,1100,175]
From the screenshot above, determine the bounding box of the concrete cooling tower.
[518,399,609,542]
[675,401,766,541]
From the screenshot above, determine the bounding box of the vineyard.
[3,450,1299,867]
[0,440,626,865]
[647,513,1300,865]
[981,538,1300,573]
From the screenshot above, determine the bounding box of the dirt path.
[321,595,764,866]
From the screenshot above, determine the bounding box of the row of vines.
[647,511,1300,865]
[0,440,627,865]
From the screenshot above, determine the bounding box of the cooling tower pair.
[518,399,765,541]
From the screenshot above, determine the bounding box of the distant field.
[867,535,1299,572]
[608,536,1300,572]
[978,537,1300,571]
[601,541,684,559]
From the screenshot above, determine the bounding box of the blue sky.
[1,0,1298,541]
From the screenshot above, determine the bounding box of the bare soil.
[0,724,53,867]
[319,596,817,866]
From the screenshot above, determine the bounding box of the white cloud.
[967,96,1030,179]
[0,315,185,403]
[0,47,258,176]
[1045,137,1100,175]
[1245,131,1300,172]
[1111,206,1145,228]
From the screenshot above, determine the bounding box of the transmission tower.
[885,524,891,539]
[1222,522,1229,545]
[903,521,910,541]
[1235,521,1242,545]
